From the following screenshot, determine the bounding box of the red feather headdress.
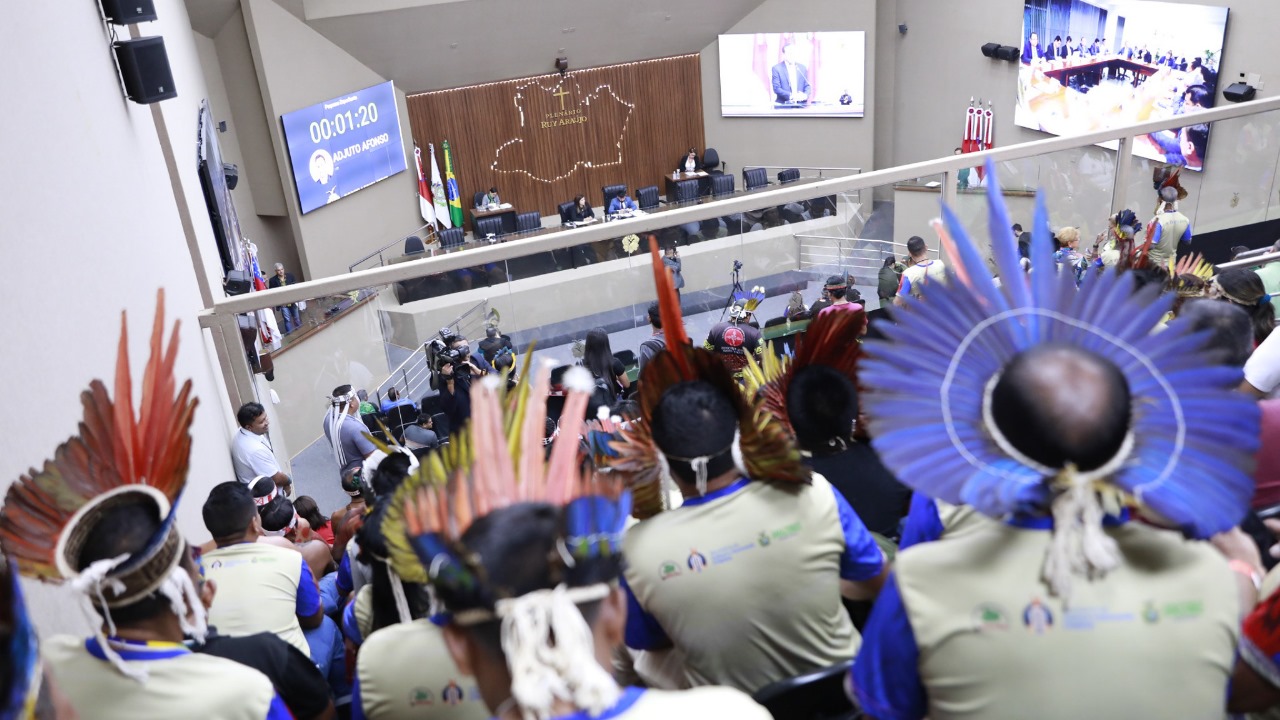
[608,238,808,518]
[0,290,196,608]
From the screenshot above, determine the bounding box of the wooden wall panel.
[407,54,704,220]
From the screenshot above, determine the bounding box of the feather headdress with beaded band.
[384,360,630,720]
[607,238,808,519]
[0,291,206,679]
[862,160,1258,601]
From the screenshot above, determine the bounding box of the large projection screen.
[718,32,866,118]
[1015,0,1227,170]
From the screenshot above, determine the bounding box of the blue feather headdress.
[861,160,1258,597]
[731,286,767,319]
[1,559,40,720]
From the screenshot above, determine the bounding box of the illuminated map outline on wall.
[490,77,636,184]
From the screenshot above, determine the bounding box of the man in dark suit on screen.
[771,44,810,105]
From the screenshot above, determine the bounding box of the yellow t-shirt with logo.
[356,618,487,719]
[204,541,313,654]
[622,475,883,693]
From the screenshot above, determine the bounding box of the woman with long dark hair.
[1213,268,1275,346]
[581,328,629,405]
[293,495,334,547]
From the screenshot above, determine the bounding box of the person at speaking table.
[608,189,638,215]
[677,148,699,174]
[569,194,595,223]
[475,186,500,208]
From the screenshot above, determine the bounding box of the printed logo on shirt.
[409,688,434,706]
[1160,599,1204,621]
[972,603,1010,632]
[1022,598,1054,634]
[687,549,708,573]
[709,541,756,565]
[1062,606,1137,631]
[723,326,746,348]
[758,532,771,547]
[659,560,682,580]
[441,681,464,705]
[1143,601,1160,624]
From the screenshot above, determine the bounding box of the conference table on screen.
[1038,55,1161,87]
[471,204,519,234]
[393,175,831,304]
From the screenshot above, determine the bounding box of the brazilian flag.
[443,140,464,229]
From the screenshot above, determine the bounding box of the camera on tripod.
[732,259,743,272]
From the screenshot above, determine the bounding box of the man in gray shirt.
[637,302,667,373]
[321,384,376,477]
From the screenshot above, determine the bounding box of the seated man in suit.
[608,189,638,215]
[770,44,810,105]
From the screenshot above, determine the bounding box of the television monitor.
[1015,0,1228,170]
[281,80,408,214]
[717,32,866,117]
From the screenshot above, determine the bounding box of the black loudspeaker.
[995,46,1020,62]
[112,37,177,104]
[100,0,157,24]
[225,270,252,296]
[1224,82,1257,103]
[981,43,1001,58]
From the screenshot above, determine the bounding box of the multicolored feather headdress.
[862,160,1258,600]
[729,286,766,320]
[0,291,206,677]
[385,361,630,720]
[744,307,868,448]
[609,239,808,518]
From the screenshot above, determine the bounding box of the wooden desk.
[471,205,518,234]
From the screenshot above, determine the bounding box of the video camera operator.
[432,333,492,432]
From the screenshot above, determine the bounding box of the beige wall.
[699,0,878,175]
[241,0,422,280]
[0,0,242,632]
[192,31,300,274]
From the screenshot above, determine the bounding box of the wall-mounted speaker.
[1224,82,1257,103]
[223,163,239,191]
[99,0,157,25]
[225,270,253,296]
[112,37,177,104]
[981,43,1001,58]
[995,46,1020,62]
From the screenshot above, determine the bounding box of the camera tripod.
[719,264,746,321]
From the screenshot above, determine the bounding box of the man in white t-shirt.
[231,402,291,492]
[895,236,948,305]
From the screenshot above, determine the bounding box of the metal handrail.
[348,222,440,273]
[742,165,863,174]
[1218,251,1280,271]
[198,93,1280,322]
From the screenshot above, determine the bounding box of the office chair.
[751,659,858,720]
[636,185,659,211]
[439,227,465,249]
[558,201,577,224]
[601,183,628,209]
[516,211,542,233]
[701,147,725,173]
[710,173,735,196]
[475,216,504,239]
[778,168,801,183]
[404,235,426,254]
[743,167,769,191]
[472,190,487,208]
[672,178,699,204]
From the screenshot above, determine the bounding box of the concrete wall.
[700,0,878,175]
[0,0,241,632]
[267,297,392,462]
[192,31,300,274]
[241,0,421,280]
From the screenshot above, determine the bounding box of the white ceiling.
[186,0,766,92]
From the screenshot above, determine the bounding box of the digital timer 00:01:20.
[308,102,379,144]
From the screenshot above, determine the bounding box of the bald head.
[989,345,1131,472]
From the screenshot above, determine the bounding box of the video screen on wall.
[718,32,866,117]
[280,81,408,214]
[1015,0,1228,170]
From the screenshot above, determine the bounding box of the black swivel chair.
[710,173,735,197]
[361,412,389,444]
[751,659,858,720]
[439,227,466,249]
[404,234,426,255]
[386,404,419,443]
[778,168,801,183]
[671,178,700,204]
[516,211,541,233]
[475,216,504,239]
[472,191,487,209]
[601,183,628,209]
[701,147,725,173]
[558,201,578,225]
[743,167,769,191]
[636,185,659,211]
